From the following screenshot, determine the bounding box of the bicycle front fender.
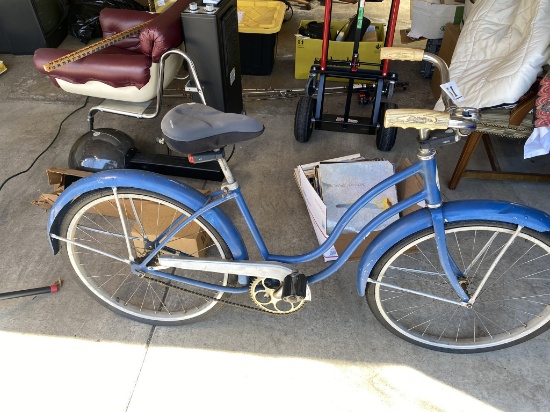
[47,169,248,261]
[356,200,550,296]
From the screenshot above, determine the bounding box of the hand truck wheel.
[294,95,316,143]
[376,102,398,151]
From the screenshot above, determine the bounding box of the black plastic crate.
[239,32,278,76]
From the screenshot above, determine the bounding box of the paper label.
[440,80,465,103]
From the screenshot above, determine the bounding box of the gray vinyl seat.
[161,103,265,154]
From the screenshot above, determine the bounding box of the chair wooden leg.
[481,134,501,171]
[448,131,484,190]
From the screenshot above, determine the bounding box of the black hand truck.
[294,0,401,151]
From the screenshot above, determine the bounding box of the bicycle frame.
[126,149,472,302]
[46,48,550,308]
[47,143,550,305]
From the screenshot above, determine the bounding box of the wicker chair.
[448,89,550,189]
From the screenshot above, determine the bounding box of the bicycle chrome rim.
[372,224,550,351]
[65,192,229,322]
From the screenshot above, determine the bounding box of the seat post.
[217,157,238,189]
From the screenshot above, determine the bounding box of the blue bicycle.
[47,48,550,353]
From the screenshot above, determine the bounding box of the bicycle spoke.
[63,189,232,325]
[368,222,550,352]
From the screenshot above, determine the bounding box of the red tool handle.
[382,0,401,77]
[319,0,333,71]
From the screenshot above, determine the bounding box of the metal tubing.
[0,287,55,301]
[268,160,427,265]
[418,151,442,206]
[87,49,207,130]
[422,52,453,110]
[137,190,238,267]
[430,207,470,301]
[319,0,333,71]
[367,279,468,307]
[382,0,401,76]
[143,267,250,294]
[308,190,427,284]
[0,281,61,301]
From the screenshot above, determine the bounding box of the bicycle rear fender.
[47,169,249,261]
[356,200,550,296]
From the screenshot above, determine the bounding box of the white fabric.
[434,0,550,111]
[524,127,550,158]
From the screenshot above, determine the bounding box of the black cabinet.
[0,0,68,55]
[181,0,243,114]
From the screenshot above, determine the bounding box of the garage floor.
[1,2,549,411]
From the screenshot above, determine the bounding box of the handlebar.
[381,47,452,110]
[384,109,450,130]
[380,47,481,142]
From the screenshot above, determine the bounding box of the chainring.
[249,278,307,314]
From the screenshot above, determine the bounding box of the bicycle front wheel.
[59,188,234,325]
[367,221,550,353]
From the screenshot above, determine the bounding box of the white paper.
[296,167,338,261]
[524,127,550,159]
[410,0,463,39]
[320,161,398,235]
[440,80,465,103]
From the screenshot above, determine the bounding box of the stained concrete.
[0,2,549,411]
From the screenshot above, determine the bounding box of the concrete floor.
[1,2,549,411]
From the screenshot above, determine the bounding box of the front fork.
[420,148,470,302]
[430,207,470,302]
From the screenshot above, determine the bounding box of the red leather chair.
[33,1,192,127]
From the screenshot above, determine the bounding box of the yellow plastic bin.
[154,0,177,12]
[237,0,286,75]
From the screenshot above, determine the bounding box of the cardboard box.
[130,203,210,258]
[399,29,425,44]
[295,156,424,261]
[35,167,209,257]
[65,197,209,257]
[410,0,464,39]
[295,20,385,80]
[33,167,93,208]
[431,23,461,98]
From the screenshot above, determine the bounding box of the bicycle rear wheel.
[367,221,550,353]
[59,188,234,325]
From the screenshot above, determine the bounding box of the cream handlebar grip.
[384,109,450,130]
[380,47,425,62]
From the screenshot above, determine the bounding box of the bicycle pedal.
[281,272,307,303]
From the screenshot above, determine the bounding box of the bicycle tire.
[59,188,234,326]
[376,102,398,152]
[294,95,316,143]
[366,220,550,353]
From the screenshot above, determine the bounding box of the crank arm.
[157,256,293,281]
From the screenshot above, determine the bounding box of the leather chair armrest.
[140,0,191,62]
[100,9,156,52]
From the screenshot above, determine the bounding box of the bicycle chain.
[141,274,294,315]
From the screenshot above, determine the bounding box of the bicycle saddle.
[161,103,265,154]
